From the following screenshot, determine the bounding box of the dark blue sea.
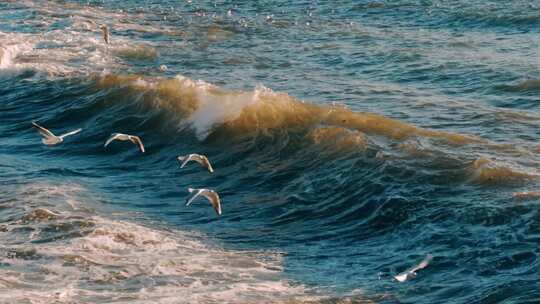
[1,1,540,303]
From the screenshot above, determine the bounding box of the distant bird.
[394,254,433,282]
[185,188,221,215]
[32,121,82,145]
[104,133,145,153]
[159,64,168,72]
[99,25,110,44]
[178,154,214,173]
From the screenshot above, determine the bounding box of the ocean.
[1,0,539,303]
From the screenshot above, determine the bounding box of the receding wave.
[0,183,342,303]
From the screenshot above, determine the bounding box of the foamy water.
[0,183,321,303]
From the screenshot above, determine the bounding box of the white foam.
[0,183,318,303]
[0,1,161,79]
[168,75,274,139]
[190,85,258,139]
[0,34,35,75]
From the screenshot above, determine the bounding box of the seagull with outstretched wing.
[185,188,221,215]
[177,154,214,173]
[32,121,82,145]
[394,254,433,282]
[104,133,145,153]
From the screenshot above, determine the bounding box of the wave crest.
[93,73,481,147]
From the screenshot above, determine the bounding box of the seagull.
[104,133,145,153]
[32,121,82,145]
[394,254,433,283]
[185,188,221,215]
[177,154,214,173]
[99,25,109,44]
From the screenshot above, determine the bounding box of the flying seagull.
[104,133,145,153]
[99,25,109,44]
[177,154,214,173]
[32,121,82,145]
[185,188,221,215]
[394,254,433,282]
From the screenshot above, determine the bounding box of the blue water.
[1,1,540,303]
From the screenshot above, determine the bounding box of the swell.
[3,73,537,237]
[5,72,539,193]
[93,73,482,145]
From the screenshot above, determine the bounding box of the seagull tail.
[187,188,195,193]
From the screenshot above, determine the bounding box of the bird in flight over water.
[104,133,145,153]
[394,254,433,282]
[32,121,82,145]
[185,188,222,215]
[177,154,214,173]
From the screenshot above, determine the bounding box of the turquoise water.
[1,1,539,303]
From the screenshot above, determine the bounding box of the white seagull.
[394,254,433,283]
[185,188,221,215]
[32,121,82,145]
[99,25,109,44]
[177,154,214,173]
[104,133,145,153]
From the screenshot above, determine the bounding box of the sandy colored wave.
[94,73,481,147]
[471,158,540,184]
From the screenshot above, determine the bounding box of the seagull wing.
[182,154,214,172]
[178,154,195,168]
[393,273,408,283]
[201,156,214,173]
[201,190,221,215]
[104,133,121,147]
[32,122,55,138]
[410,254,432,273]
[130,136,145,153]
[185,189,203,206]
[191,154,205,166]
[59,128,82,139]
